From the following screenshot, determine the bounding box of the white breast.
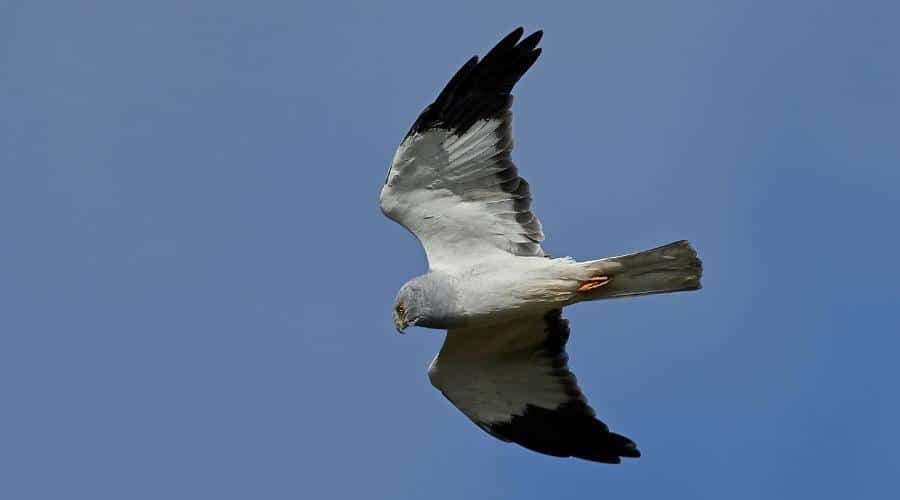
[448,255,584,325]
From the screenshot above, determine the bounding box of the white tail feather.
[578,240,702,300]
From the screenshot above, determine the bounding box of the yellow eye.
[396,303,405,316]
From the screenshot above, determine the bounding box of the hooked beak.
[393,311,409,334]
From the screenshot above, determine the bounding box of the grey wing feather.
[379,28,546,267]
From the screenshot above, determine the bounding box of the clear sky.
[2,1,898,499]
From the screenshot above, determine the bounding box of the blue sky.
[2,1,898,498]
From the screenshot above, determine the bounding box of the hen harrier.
[380,28,702,463]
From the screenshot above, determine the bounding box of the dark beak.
[393,313,407,334]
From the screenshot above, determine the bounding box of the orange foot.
[577,276,611,293]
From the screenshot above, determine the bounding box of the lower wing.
[427,309,640,463]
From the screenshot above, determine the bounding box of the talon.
[577,276,611,293]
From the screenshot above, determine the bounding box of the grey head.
[393,273,458,333]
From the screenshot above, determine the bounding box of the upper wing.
[427,309,641,464]
[380,28,545,269]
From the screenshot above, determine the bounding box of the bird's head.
[393,300,410,333]
[393,282,423,334]
[393,274,457,333]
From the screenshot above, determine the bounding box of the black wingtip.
[518,30,543,52]
[611,432,642,458]
[487,400,642,464]
[407,28,545,136]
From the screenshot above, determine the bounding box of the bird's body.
[397,255,588,329]
[380,28,702,463]
[399,241,699,330]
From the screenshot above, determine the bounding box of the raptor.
[380,28,702,463]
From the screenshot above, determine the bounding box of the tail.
[578,240,702,300]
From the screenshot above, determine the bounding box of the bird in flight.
[380,28,702,463]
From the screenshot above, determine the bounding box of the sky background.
[2,1,899,499]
